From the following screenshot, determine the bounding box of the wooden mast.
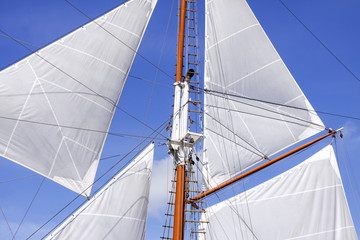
[191,129,338,201]
[173,0,187,239]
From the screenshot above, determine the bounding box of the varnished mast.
[172,0,187,239]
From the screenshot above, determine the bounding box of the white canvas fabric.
[46,143,154,240]
[199,145,357,240]
[203,0,324,189]
[0,0,157,195]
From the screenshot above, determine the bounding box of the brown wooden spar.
[173,0,187,239]
[191,130,338,202]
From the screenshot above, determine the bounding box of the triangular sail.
[200,145,357,239]
[46,143,154,240]
[0,0,157,195]
[202,0,324,189]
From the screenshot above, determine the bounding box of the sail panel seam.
[284,226,355,240]
[206,23,260,51]
[57,43,127,74]
[233,184,342,204]
[35,74,83,181]
[38,78,113,113]
[64,137,98,155]
[48,137,65,176]
[96,19,141,38]
[80,213,146,222]
[4,60,39,155]
[226,59,281,88]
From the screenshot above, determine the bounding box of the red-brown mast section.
[173,0,187,239]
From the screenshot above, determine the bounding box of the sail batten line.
[80,213,146,222]
[96,19,141,38]
[64,137,98,154]
[229,100,262,154]
[232,184,342,205]
[48,138,65,176]
[36,74,84,181]
[57,43,127,74]
[226,59,281,88]
[38,78,113,112]
[3,61,38,155]
[284,226,356,240]
[206,23,260,51]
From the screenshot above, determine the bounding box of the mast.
[171,0,187,239]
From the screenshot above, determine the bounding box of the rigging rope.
[278,0,360,84]
[63,0,175,81]
[0,206,15,239]
[0,174,37,184]
[141,0,175,137]
[0,28,168,139]
[13,177,46,240]
[198,86,360,122]
[27,117,169,239]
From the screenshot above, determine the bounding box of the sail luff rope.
[28,118,169,239]
[278,0,360,84]
[205,10,256,233]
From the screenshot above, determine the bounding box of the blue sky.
[0,0,360,239]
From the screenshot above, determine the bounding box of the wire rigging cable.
[141,0,175,137]
[63,0,174,81]
[198,87,360,122]
[27,117,169,239]
[0,28,167,139]
[0,206,15,238]
[279,0,360,84]
[13,177,46,240]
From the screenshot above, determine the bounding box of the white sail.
[46,143,154,240]
[202,0,324,189]
[0,0,157,195]
[199,145,357,239]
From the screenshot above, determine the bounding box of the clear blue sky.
[0,0,359,239]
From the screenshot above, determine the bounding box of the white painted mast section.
[180,79,190,139]
[171,82,182,142]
